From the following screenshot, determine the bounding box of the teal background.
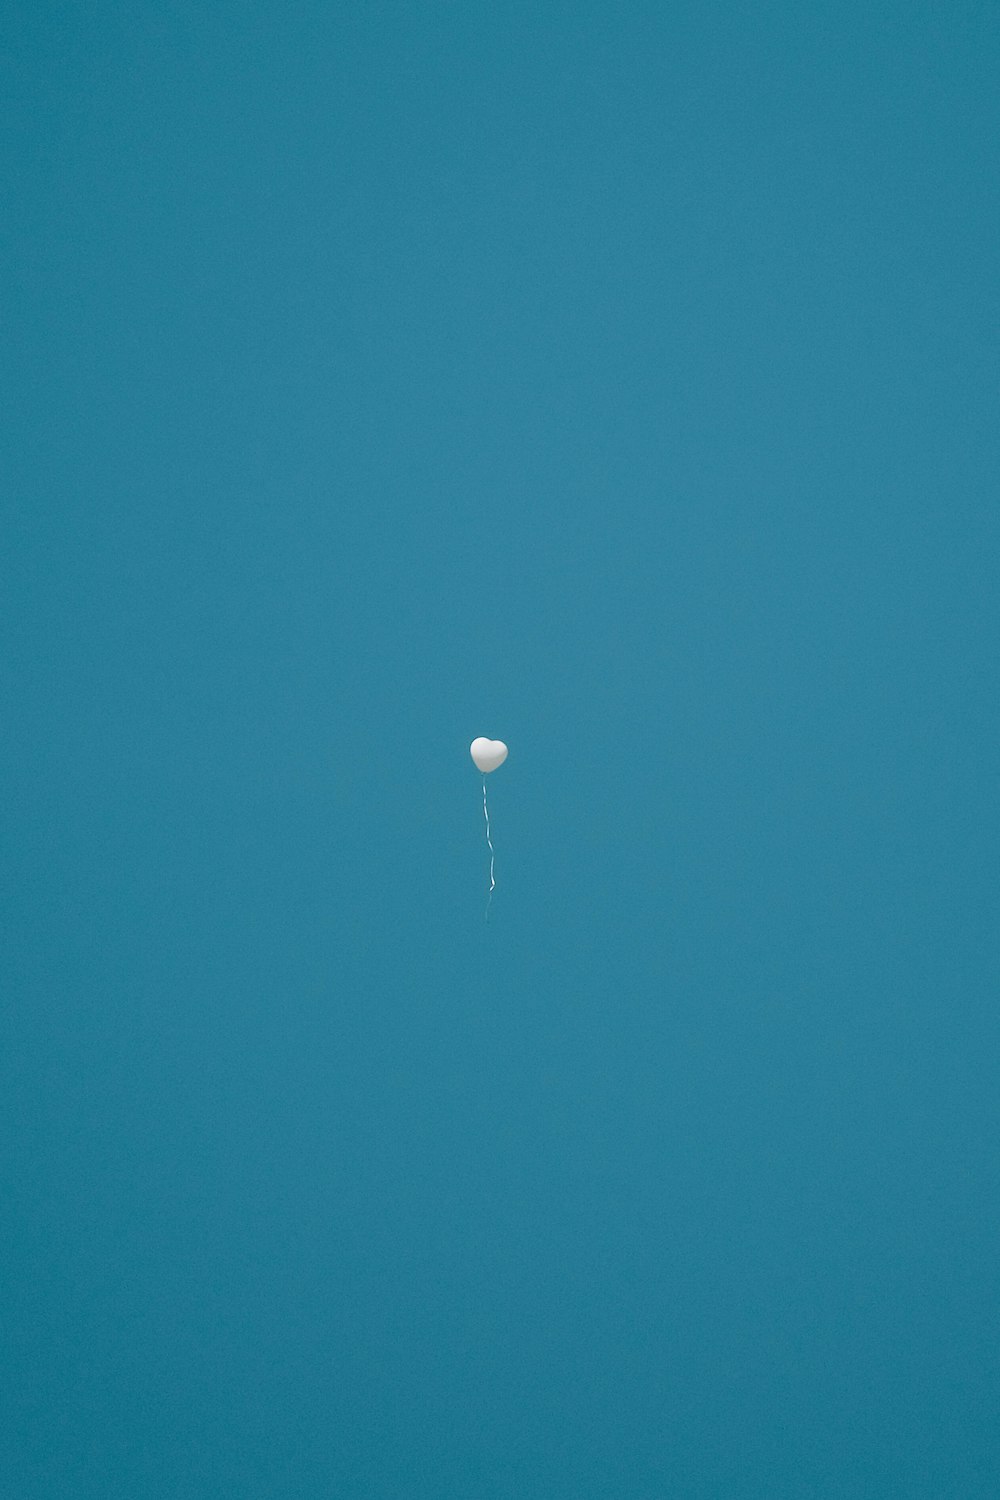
[4,3,999,1496]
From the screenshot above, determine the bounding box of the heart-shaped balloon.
[470,737,508,774]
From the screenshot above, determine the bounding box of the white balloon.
[470,737,508,774]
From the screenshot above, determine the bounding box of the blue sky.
[4,3,999,1496]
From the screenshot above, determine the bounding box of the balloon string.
[483,777,495,919]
